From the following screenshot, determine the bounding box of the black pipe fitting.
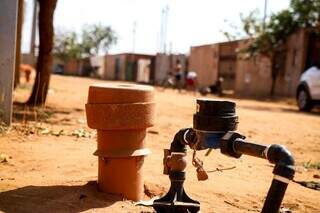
[153,128,200,213]
[154,99,296,213]
[153,170,200,213]
[233,138,268,159]
[219,132,295,213]
[267,144,295,167]
[170,128,193,153]
[261,145,295,213]
[220,131,245,158]
[266,144,295,180]
[261,179,290,213]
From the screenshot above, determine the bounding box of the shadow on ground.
[0,181,121,213]
[12,102,83,123]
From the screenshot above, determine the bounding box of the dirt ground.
[1,74,319,213]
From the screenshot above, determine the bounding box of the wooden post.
[0,0,18,125]
[14,0,24,88]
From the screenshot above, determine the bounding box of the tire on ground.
[297,86,313,112]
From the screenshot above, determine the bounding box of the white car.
[296,66,320,111]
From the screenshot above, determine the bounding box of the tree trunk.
[26,0,57,106]
[270,74,277,97]
[30,0,37,65]
[14,0,24,88]
[270,49,286,96]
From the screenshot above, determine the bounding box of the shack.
[154,53,187,84]
[235,28,320,97]
[63,58,81,76]
[104,53,155,83]
[90,55,106,78]
[189,40,239,90]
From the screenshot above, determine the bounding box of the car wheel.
[297,88,313,111]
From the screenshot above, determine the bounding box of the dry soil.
[0,75,319,213]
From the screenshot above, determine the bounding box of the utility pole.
[169,42,172,54]
[163,5,169,53]
[263,0,268,30]
[159,7,165,53]
[0,0,19,125]
[132,21,137,53]
[159,4,169,53]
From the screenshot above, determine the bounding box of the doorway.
[305,32,320,70]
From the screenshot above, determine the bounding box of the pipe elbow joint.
[170,128,195,153]
[267,144,294,166]
[267,144,295,179]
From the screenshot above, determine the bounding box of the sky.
[22,0,290,55]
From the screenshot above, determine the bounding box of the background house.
[189,41,239,90]
[154,53,187,84]
[63,58,81,75]
[189,44,219,88]
[235,28,320,97]
[104,53,155,83]
[90,56,106,78]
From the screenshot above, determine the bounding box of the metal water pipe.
[153,99,294,213]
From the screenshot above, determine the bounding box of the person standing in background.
[174,59,183,92]
[186,70,198,93]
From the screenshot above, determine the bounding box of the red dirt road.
[1,75,319,212]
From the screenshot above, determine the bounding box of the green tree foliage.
[223,0,320,95]
[245,9,297,57]
[81,24,118,56]
[53,24,117,61]
[54,30,82,62]
[243,0,320,57]
[290,0,320,27]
